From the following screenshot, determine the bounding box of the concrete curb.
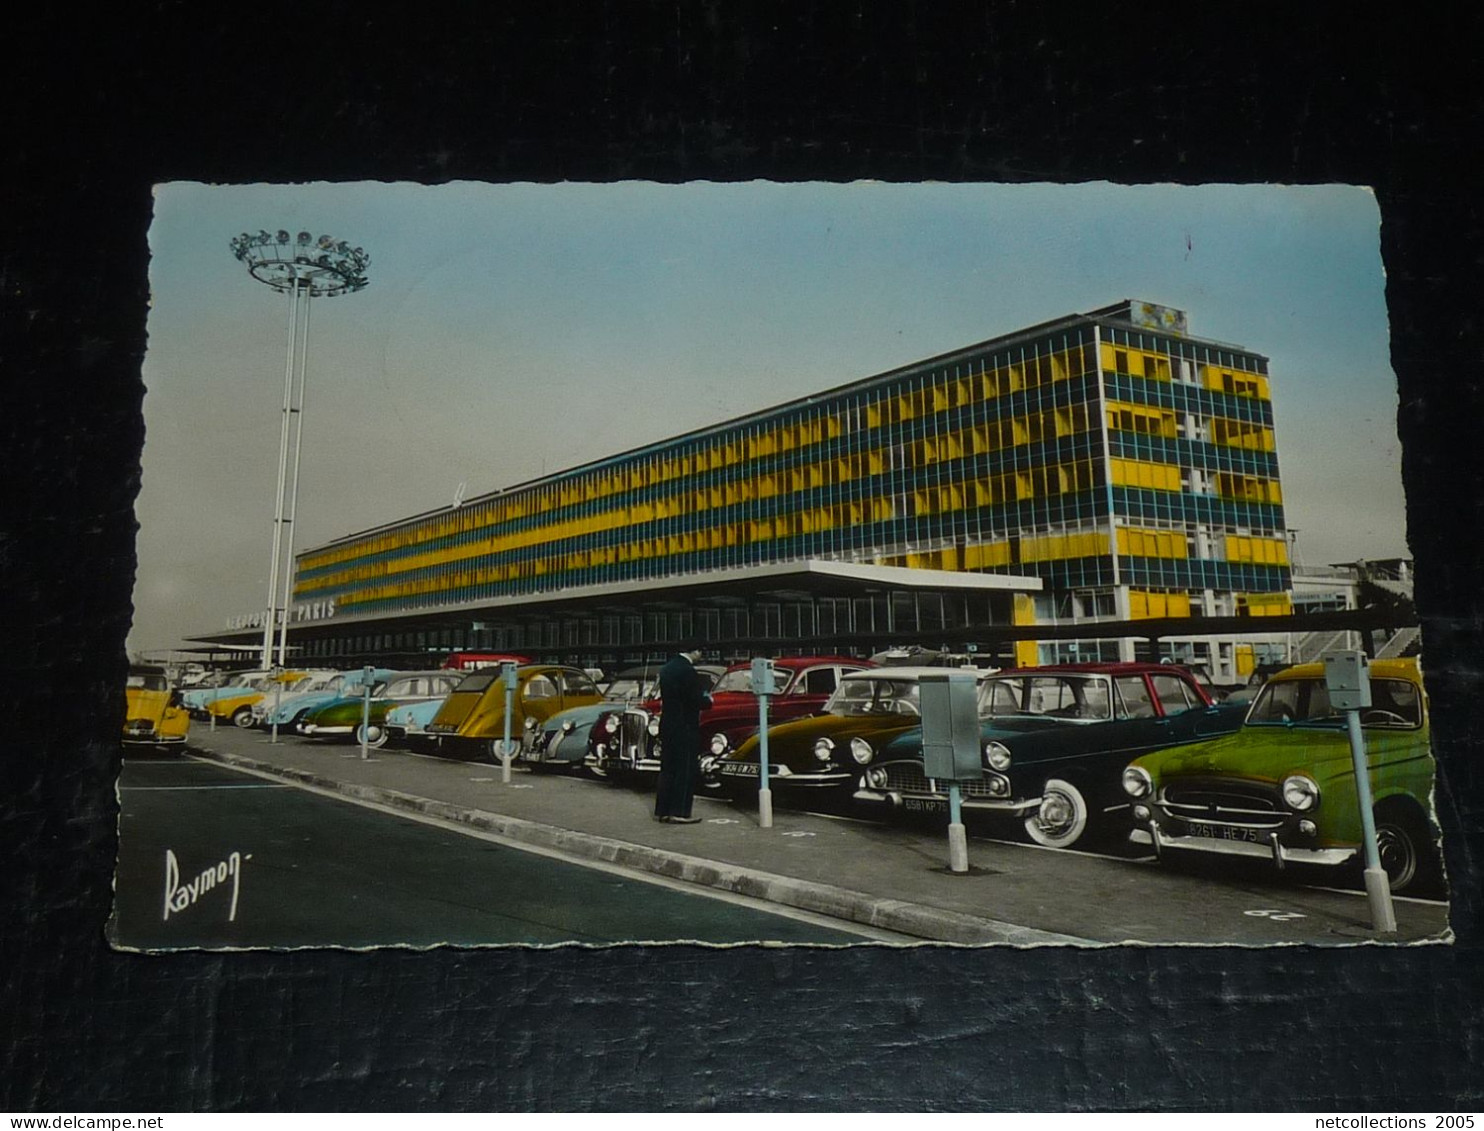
[191,745,1089,946]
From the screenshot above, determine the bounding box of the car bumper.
[715,764,855,789]
[301,724,354,737]
[122,731,187,745]
[1142,821,1358,869]
[852,783,1037,816]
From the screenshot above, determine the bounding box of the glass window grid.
[292,322,1287,619]
[294,364,1108,590]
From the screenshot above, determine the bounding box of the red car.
[591,656,874,782]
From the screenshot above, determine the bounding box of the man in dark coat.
[654,645,713,823]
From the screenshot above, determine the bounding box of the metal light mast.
[230,229,370,668]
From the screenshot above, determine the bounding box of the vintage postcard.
[113,181,1448,949]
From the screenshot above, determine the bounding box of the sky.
[130,181,1405,654]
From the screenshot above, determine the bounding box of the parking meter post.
[1347,708,1397,932]
[1324,651,1396,934]
[360,666,375,760]
[752,658,777,829]
[948,783,968,874]
[757,691,773,829]
[500,661,518,784]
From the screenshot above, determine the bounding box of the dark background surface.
[3,4,1481,1112]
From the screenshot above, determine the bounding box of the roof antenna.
[452,480,467,509]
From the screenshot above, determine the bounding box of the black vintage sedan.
[854,663,1247,849]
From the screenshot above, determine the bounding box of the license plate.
[903,797,948,814]
[720,762,759,776]
[1186,821,1260,843]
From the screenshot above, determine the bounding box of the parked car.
[524,662,715,776]
[180,669,272,717]
[301,670,465,747]
[204,670,319,729]
[1122,658,1440,893]
[855,663,1247,848]
[707,666,988,809]
[438,651,533,672]
[250,669,354,728]
[121,664,190,749]
[426,664,604,759]
[383,696,448,749]
[591,656,873,782]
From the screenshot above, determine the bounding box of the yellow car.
[426,664,603,759]
[122,665,191,748]
[205,669,315,729]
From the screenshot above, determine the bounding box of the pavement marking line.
[182,748,1090,946]
[178,753,911,943]
[118,784,292,791]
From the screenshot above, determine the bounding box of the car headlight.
[647,718,661,737]
[849,737,874,765]
[523,716,537,731]
[604,715,620,735]
[710,734,730,756]
[1281,774,1320,812]
[864,766,888,789]
[561,719,575,733]
[813,737,835,763]
[984,741,1012,771]
[1122,766,1153,799]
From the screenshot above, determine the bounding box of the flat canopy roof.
[189,560,1043,645]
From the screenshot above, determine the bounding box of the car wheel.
[1024,778,1090,848]
[1374,805,1440,895]
[486,738,518,762]
[356,723,389,749]
[232,707,256,729]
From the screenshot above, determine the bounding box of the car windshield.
[825,677,922,717]
[604,677,658,702]
[1247,677,1423,729]
[126,673,168,691]
[713,667,797,694]
[980,674,1113,721]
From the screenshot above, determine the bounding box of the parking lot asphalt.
[176,724,1454,947]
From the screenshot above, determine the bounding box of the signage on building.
[1128,301,1188,336]
[226,600,336,630]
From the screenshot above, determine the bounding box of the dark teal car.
[1123,658,1440,893]
[301,670,464,747]
[854,663,1247,848]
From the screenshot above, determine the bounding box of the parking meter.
[270,665,285,744]
[921,671,982,873]
[359,665,376,760]
[1323,650,1394,932]
[498,661,519,783]
[750,657,779,696]
[751,657,778,828]
[1323,651,1372,709]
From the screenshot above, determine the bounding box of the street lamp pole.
[230,229,370,669]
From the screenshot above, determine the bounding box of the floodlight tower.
[230,229,370,668]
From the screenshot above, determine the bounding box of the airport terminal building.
[198,300,1305,681]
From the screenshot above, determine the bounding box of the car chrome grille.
[881,763,1000,799]
[1159,779,1286,829]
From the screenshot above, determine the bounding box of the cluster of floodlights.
[229,229,370,296]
